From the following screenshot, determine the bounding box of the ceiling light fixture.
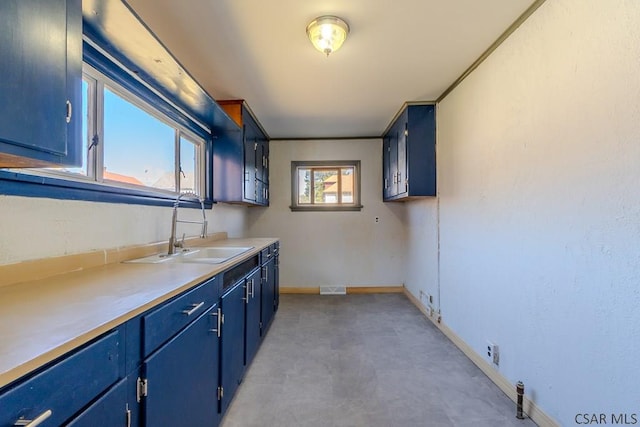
[306,15,350,57]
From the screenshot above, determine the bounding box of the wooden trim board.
[347,286,404,294]
[403,289,559,427]
[279,286,404,295]
[279,287,320,294]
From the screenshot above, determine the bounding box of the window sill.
[0,170,212,209]
[289,205,363,212]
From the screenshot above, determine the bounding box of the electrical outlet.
[487,342,499,367]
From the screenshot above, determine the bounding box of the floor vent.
[320,286,347,295]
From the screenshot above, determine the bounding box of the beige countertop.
[0,237,278,389]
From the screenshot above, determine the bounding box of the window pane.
[298,168,311,204]
[341,167,354,203]
[179,136,197,194]
[103,87,175,190]
[314,169,338,204]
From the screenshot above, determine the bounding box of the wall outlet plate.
[487,341,499,366]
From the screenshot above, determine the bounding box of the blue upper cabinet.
[0,0,82,167]
[214,100,270,206]
[382,104,436,201]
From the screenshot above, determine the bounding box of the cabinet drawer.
[142,277,217,357]
[260,247,269,263]
[261,246,275,264]
[0,329,120,427]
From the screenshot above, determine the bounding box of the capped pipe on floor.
[516,381,525,419]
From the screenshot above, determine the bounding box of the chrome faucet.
[168,192,208,255]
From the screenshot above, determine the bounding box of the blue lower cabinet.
[274,245,280,312]
[141,303,220,427]
[220,281,246,415]
[141,277,217,358]
[261,257,276,335]
[245,268,262,366]
[0,329,121,427]
[0,245,279,427]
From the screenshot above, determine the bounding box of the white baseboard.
[403,289,559,427]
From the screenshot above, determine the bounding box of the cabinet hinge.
[217,386,224,400]
[136,377,148,402]
[126,403,132,427]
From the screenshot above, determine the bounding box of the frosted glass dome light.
[306,16,350,56]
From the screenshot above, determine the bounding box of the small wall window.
[290,160,362,211]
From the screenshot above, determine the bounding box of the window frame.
[290,160,362,212]
[96,69,206,195]
[0,40,213,209]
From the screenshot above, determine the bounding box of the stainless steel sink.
[125,246,254,264]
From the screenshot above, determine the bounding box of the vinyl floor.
[220,294,537,427]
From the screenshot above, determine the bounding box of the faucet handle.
[175,233,185,249]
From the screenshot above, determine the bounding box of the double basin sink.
[125,246,254,265]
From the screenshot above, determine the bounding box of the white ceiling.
[123,0,535,139]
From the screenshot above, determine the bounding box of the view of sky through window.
[103,87,175,190]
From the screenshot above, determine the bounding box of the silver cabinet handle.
[182,301,205,316]
[14,410,52,427]
[66,100,72,123]
[209,308,221,337]
[249,279,255,298]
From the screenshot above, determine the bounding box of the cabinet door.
[261,257,276,334]
[243,125,257,202]
[389,125,399,197]
[396,111,408,196]
[66,378,129,427]
[220,282,246,415]
[0,0,82,167]
[255,179,264,205]
[274,251,280,312]
[245,268,262,366]
[142,304,219,427]
[261,138,269,184]
[212,129,244,203]
[382,136,391,200]
[0,330,120,427]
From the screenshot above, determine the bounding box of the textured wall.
[0,196,248,265]
[247,139,407,288]
[405,0,640,424]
